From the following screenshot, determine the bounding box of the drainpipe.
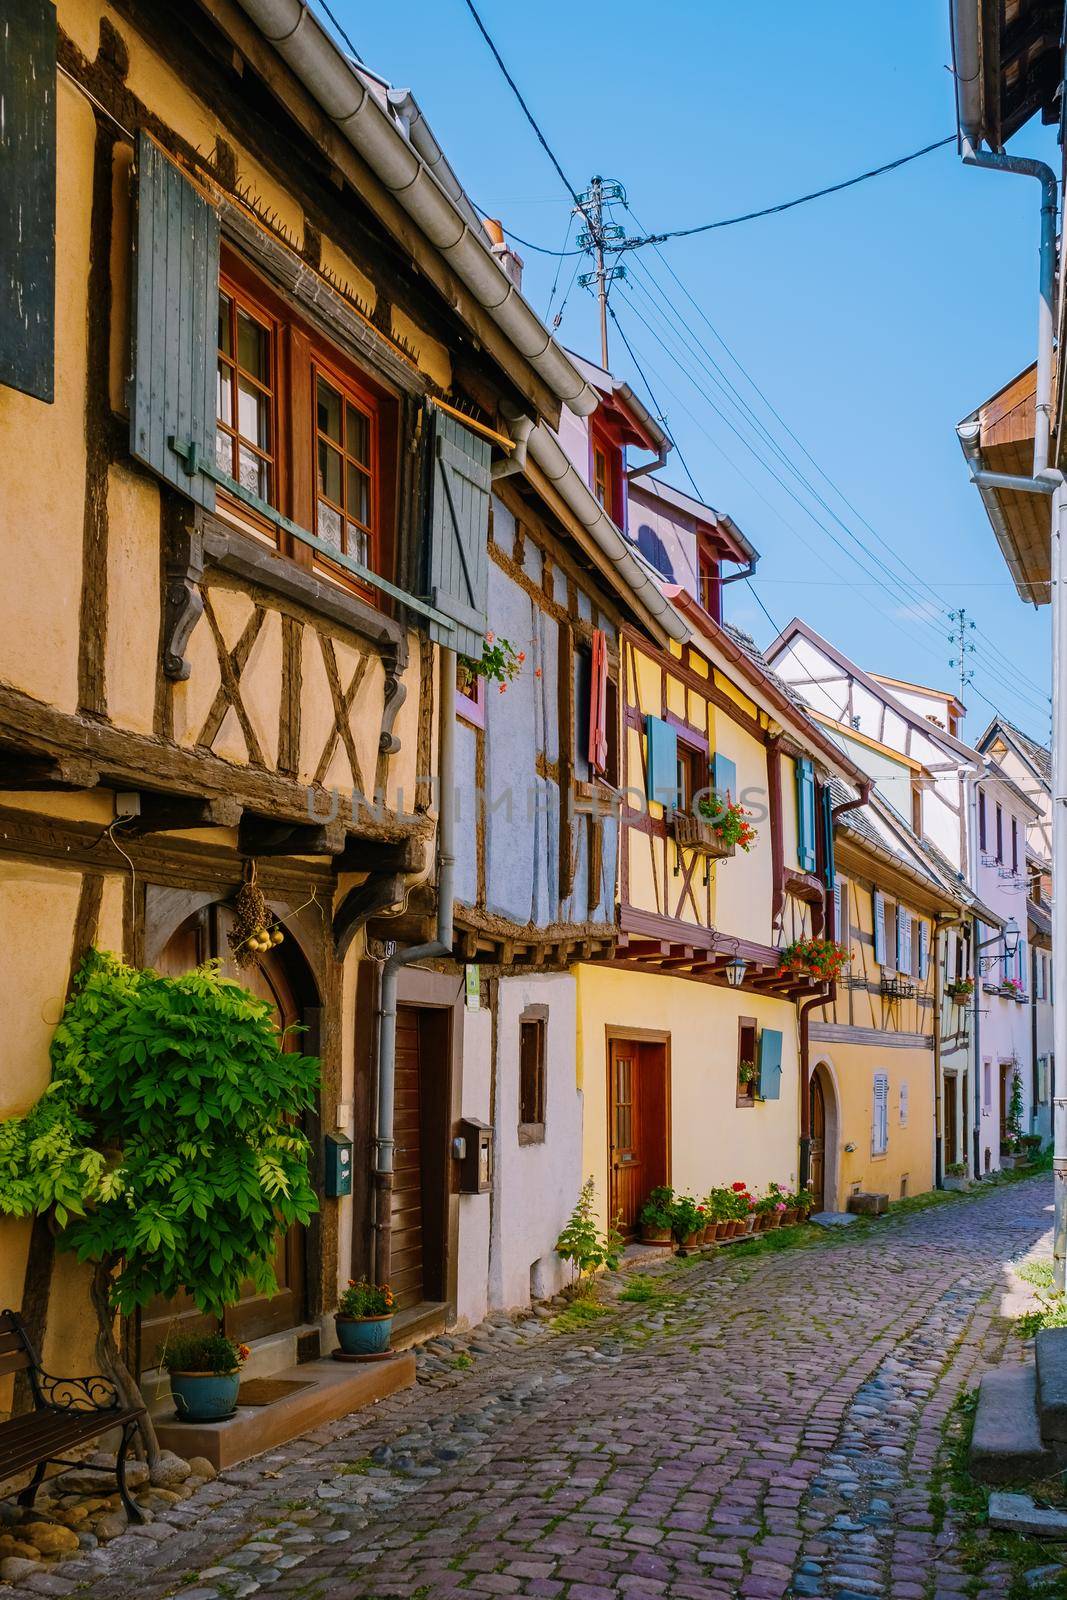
[798,780,873,1192]
[972,912,983,1181]
[626,440,670,484]
[373,647,457,1283]
[491,407,535,481]
[1053,484,1067,1287]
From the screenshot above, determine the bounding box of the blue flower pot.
[169,1370,240,1422]
[336,1314,393,1355]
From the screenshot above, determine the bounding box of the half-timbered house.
[0,0,620,1445]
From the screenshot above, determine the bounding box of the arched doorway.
[139,902,318,1371]
[809,1060,840,1213]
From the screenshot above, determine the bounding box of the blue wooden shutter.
[918,920,929,981]
[758,1029,783,1100]
[130,132,219,508]
[712,752,737,803]
[0,0,56,401]
[796,758,816,872]
[873,890,886,965]
[427,410,492,654]
[646,716,678,807]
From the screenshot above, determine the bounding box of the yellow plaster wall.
[576,964,800,1226]
[391,307,451,393]
[0,81,93,713]
[712,720,773,946]
[319,236,377,317]
[814,1040,934,1207]
[105,465,161,734]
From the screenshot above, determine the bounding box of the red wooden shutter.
[589,628,609,772]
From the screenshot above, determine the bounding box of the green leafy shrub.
[669,1194,706,1241]
[160,1331,249,1374]
[338,1278,395,1318]
[638,1185,674,1230]
[555,1177,624,1281]
[0,949,320,1318]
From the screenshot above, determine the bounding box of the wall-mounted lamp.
[977,918,1019,971]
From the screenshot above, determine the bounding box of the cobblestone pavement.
[23,1176,1056,1600]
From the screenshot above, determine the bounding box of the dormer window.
[593,442,612,515]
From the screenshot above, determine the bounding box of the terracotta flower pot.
[683,1229,704,1249]
[640,1223,672,1244]
[782,1207,799,1226]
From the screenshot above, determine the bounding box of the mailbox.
[324,1133,352,1198]
[455,1117,493,1194]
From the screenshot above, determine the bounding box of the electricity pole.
[576,176,627,369]
[947,607,976,711]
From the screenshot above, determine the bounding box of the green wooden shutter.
[130,132,218,508]
[645,715,678,807]
[0,0,56,401]
[758,1028,783,1100]
[427,409,492,654]
[712,752,737,803]
[796,758,816,872]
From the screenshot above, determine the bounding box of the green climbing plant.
[0,949,320,1317]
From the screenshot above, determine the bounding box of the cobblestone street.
[35,1177,1055,1600]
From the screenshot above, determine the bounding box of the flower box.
[669,811,735,859]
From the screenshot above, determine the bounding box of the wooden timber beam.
[118,793,243,836]
[334,835,425,874]
[239,814,347,858]
[0,753,99,791]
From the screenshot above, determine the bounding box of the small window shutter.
[796,758,816,872]
[873,1072,889,1154]
[646,715,678,807]
[757,1029,783,1100]
[918,921,929,981]
[589,628,609,772]
[873,891,886,965]
[833,881,842,942]
[712,752,737,803]
[1,0,56,402]
[130,132,219,508]
[900,911,912,976]
[426,409,492,654]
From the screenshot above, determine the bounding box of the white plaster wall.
[488,973,582,1311]
[454,1004,492,1328]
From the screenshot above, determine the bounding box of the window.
[983,1059,992,1107]
[737,1016,758,1106]
[216,286,276,503]
[593,443,612,515]
[995,804,1004,863]
[697,536,721,623]
[1011,816,1019,874]
[603,674,620,787]
[872,1072,889,1155]
[519,1009,546,1138]
[978,789,987,852]
[911,781,923,835]
[314,366,376,568]
[456,657,485,728]
[213,253,396,599]
[676,741,705,814]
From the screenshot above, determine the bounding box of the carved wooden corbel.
[378,644,408,756]
[162,505,205,681]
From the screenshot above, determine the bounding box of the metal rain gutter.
[956,418,1055,604]
[232,0,599,418]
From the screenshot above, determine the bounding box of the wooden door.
[390,1004,450,1311]
[139,906,307,1370]
[944,1076,958,1167]
[608,1039,668,1234]
[809,1074,826,1212]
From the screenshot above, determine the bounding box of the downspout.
[491,409,535,481]
[798,780,873,1192]
[972,913,983,1180]
[720,558,759,586]
[626,441,670,484]
[373,646,457,1283]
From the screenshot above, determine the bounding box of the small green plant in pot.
[670,1194,706,1254]
[637,1185,674,1244]
[160,1332,250,1422]
[336,1278,396,1355]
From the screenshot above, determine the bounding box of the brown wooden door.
[944,1076,958,1167]
[809,1074,826,1212]
[139,906,307,1370]
[390,1004,450,1311]
[608,1039,668,1234]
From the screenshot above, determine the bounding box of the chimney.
[483,218,524,292]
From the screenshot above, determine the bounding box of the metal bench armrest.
[37,1370,120,1412]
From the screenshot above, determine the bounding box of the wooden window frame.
[456,658,486,729]
[978,789,987,852]
[518,1005,548,1143]
[214,247,399,608]
[216,271,284,546]
[736,1015,758,1107]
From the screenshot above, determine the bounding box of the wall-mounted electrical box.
[324,1133,352,1198]
[455,1117,493,1194]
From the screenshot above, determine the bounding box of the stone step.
[1036,1327,1067,1442]
[970,1363,1058,1484]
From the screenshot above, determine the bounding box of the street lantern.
[724,953,748,988]
[1003,918,1020,959]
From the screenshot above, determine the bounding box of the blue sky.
[338,0,1055,744]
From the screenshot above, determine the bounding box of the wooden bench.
[0,1308,145,1523]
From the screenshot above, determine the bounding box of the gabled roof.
[563,348,670,456]
[977,715,1051,789]
[765,617,983,763]
[1029,898,1053,940]
[980,759,1044,821]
